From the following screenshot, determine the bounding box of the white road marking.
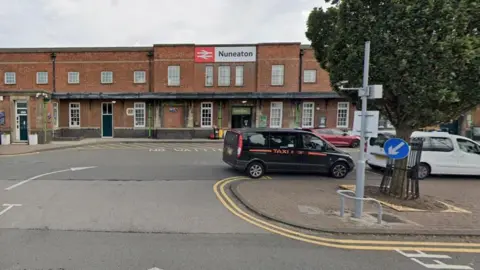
[0,204,22,217]
[396,250,473,269]
[147,267,163,270]
[4,166,97,191]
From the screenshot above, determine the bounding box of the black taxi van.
[223,128,355,179]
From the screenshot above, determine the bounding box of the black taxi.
[222,128,355,179]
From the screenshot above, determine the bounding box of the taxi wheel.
[246,161,265,179]
[416,163,431,180]
[330,162,349,179]
[350,140,360,148]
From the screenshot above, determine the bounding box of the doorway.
[15,101,28,141]
[231,107,252,128]
[101,102,113,137]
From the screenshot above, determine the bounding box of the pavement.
[0,144,478,269]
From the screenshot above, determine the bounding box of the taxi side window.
[301,133,325,150]
[457,138,480,154]
[422,137,454,152]
[269,133,297,149]
[245,132,268,148]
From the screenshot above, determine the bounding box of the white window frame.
[53,102,59,128]
[271,65,284,86]
[36,71,48,84]
[168,65,180,86]
[301,102,315,128]
[218,66,230,86]
[235,65,244,86]
[68,72,80,84]
[101,71,113,84]
[205,65,214,87]
[336,102,350,128]
[134,71,146,84]
[303,70,316,83]
[269,102,283,128]
[200,102,213,128]
[4,72,16,84]
[134,102,146,128]
[69,102,81,128]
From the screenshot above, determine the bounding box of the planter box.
[1,134,11,145]
[28,134,38,145]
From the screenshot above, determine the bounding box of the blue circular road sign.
[383,138,410,160]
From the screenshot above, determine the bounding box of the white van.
[366,131,480,179]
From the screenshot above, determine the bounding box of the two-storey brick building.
[0,42,356,144]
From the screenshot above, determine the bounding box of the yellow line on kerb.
[213,177,480,253]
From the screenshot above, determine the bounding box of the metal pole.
[354,41,370,218]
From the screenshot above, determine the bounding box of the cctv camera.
[335,80,348,86]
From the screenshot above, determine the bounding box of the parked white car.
[366,131,480,179]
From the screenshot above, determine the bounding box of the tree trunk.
[389,127,413,198]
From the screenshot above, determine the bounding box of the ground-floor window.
[302,102,314,128]
[201,102,213,127]
[270,102,283,128]
[336,102,349,128]
[134,102,146,128]
[69,103,80,128]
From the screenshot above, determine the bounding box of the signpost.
[384,138,410,159]
[352,110,380,138]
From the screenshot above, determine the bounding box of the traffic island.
[230,179,480,236]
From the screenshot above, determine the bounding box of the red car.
[302,128,361,148]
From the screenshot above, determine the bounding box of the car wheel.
[246,161,265,179]
[416,163,430,180]
[350,140,360,148]
[330,162,349,179]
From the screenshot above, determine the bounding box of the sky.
[0,0,330,48]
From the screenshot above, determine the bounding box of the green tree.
[306,0,480,198]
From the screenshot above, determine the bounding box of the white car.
[366,131,480,179]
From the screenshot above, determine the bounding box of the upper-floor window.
[205,65,213,87]
[271,65,284,86]
[36,71,48,84]
[218,66,230,86]
[101,71,113,84]
[235,66,244,86]
[134,71,146,84]
[68,72,80,84]
[303,70,316,83]
[4,72,16,84]
[168,65,180,86]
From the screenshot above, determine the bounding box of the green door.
[102,103,113,137]
[19,115,28,141]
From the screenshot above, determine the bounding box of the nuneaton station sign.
[194,46,256,63]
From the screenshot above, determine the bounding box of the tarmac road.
[0,144,477,270]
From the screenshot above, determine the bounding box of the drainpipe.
[148,102,152,138]
[51,52,56,93]
[147,51,154,92]
[43,99,47,143]
[218,101,223,128]
[298,49,305,92]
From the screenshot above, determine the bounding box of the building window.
[134,71,146,84]
[53,102,58,128]
[68,72,80,84]
[36,71,48,84]
[303,70,316,83]
[270,102,283,128]
[271,65,284,86]
[200,102,213,127]
[168,65,180,86]
[134,102,146,128]
[101,71,113,84]
[69,103,81,128]
[205,65,214,87]
[235,66,244,86]
[4,72,16,84]
[302,102,315,128]
[336,102,349,128]
[218,66,230,86]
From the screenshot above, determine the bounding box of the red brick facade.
[0,43,355,143]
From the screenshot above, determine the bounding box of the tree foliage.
[306,0,480,131]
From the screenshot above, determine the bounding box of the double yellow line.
[214,176,480,253]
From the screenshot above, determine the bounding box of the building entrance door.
[15,101,28,141]
[102,102,113,138]
[231,107,252,128]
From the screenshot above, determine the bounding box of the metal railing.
[336,189,383,224]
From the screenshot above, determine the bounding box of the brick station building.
[0,42,359,144]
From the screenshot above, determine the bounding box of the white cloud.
[0,0,330,47]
